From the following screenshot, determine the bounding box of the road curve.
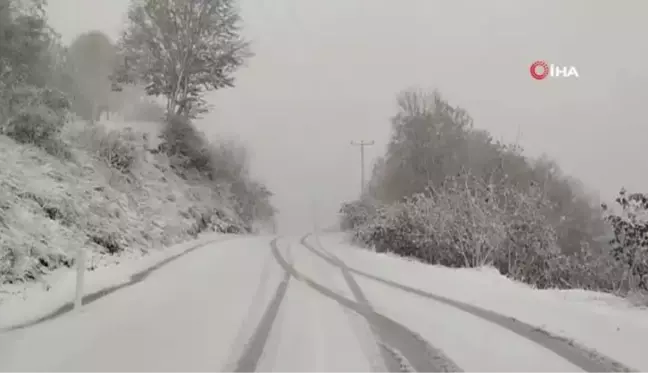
[0,234,636,372]
[1,236,427,371]
[270,237,462,372]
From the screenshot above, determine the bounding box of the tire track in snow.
[2,235,235,333]
[233,238,292,372]
[302,236,413,372]
[222,239,276,371]
[304,234,636,373]
[307,235,402,373]
[272,238,462,372]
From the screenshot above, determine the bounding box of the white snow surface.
[255,238,382,372]
[0,235,379,371]
[1,233,646,371]
[313,233,648,372]
[0,232,229,330]
[0,235,274,371]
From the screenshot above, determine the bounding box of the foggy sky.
[47,0,648,233]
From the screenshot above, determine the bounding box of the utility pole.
[351,140,374,196]
[311,199,319,236]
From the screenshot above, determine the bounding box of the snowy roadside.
[0,232,233,331]
[316,233,648,372]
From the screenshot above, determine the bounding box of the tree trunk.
[90,102,98,124]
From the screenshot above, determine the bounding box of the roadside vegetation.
[0,0,276,285]
[339,89,647,302]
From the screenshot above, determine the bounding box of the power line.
[351,140,374,196]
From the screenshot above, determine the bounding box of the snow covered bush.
[353,203,420,256]
[68,123,145,174]
[0,1,73,160]
[158,115,275,232]
[343,170,565,288]
[339,88,638,293]
[0,86,72,159]
[339,198,379,231]
[602,188,648,292]
[159,114,214,178]
[555,245,628,292]
[342,183,648,293]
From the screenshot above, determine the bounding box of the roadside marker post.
[75,247,86,311]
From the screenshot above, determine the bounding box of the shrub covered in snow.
[344,171,567,288]
[602,189,648,291]
[2,86,70,143]
[342,183,648,293]
[0,1,74,160]
[340,198,379,231]
[68,123,145,173]
[340,88,647,296]
[157,114,275,231]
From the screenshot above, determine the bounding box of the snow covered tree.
[0,0,71,157]
[603,189,648,291]
[340,87,619,290]
[369,89,474,203]
[114,0,252,119]
[0,0,51,89]
[66,30,117,122]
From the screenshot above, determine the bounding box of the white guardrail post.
[75,247,86,311]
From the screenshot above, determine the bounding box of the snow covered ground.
[1,233,645,371]
[0,235,378,371]
[0,235,279,371]
[312,233,648,372]
[0,232,231,331]
[255,238,382,372]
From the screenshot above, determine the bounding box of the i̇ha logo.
[530,60,579,80]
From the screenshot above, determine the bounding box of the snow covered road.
[0,234,641,372]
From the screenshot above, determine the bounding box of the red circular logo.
[530,60,549,80]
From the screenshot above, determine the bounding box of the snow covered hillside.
[0,117,255,304]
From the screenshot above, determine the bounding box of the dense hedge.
[342,182,647,293]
